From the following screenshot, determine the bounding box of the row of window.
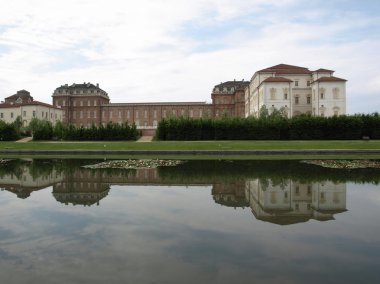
[0,111,59,119]
[56,100,101,107]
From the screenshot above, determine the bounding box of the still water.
[0,159,380,284]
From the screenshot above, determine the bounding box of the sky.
[0,0,379,114]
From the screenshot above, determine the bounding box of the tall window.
[320,93,324,99]
[307,81,311,87]
[0,113,3,118]
[135,110,139,119]
[23,111,26,117]
[80,101,83,107]
[33,111,36,117]
[307,96,311,104]
[295,96,299,105]
[87,111,90,118]
[153,110,157,118]
[295,81,299,87]
[80,111,83,118]
[284,93,288,100]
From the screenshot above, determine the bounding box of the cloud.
[0,0,379,113]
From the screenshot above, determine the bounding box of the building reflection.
[0,161,348,225]
[0,161,63,199]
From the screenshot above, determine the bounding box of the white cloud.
[0,0,379,113]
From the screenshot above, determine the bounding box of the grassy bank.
[1,140,380,151]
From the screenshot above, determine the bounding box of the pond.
[1,159,380,284]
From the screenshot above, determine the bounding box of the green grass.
[1,140,380,151]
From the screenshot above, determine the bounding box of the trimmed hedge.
[53,121,139,141]
[155,113,380,140]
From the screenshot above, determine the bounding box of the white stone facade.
[0,90,63,126]
[245,64,347,118]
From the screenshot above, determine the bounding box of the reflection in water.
[0,159,379,284]
[0,159,347,224]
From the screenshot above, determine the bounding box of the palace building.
[245,64,347,118]
[0,90,62,126]
[50,64,346,133]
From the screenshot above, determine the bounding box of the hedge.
[155,113,380,140]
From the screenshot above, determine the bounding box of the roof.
[104,102,210,107]
[262,77,293,83]
[54,83,108,96]
[214,80,249,89]
[257,64,312,75]
[314,68,334,73]
[314,76,347,82]
[0,100,61,109]
[5,90,32,100]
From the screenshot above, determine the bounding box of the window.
[63,100,66,106]
[73,111,76,119]
[190,109,193,117]
[307,81,311,87]
[23,111,26,117]
[135,110,139,119]
[333,88,340,99]
[295,81,299,87]
[320,93,324,99]
[87,111,90,118]
[144,110,148,118]
[295,96,299,105]
[0,113,3,119]
[80,111,83,118]
[284,93,288,100]
[110,111,113,118]
[94,111,97,118]
[88,101,90,106]
[94,101,97,106]
[119,111,122,119]
[199,109,203,117]
[73,101,76,107]
[153,110,157,118]
[11,112,14,118]
[42,111,44,117]
[307,96,311,104]
[270,88,276,100]
[127,110,130,119]
[80,101,83,107]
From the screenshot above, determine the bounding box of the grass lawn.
[0,140,380,151]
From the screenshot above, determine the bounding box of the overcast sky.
[0,0,379,113]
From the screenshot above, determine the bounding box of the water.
[0,159,380,284]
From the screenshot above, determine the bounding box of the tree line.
[155,113,380,140]
[30,119,139,141]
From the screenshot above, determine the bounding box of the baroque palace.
[1,64,346,132]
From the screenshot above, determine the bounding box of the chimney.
[96,83,99,88]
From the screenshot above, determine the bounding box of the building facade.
[0,90,63,126]
[51,64,346,131]
[245,64,346,118]
[52,80,249,132]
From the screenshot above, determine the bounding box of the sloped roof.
[262,77,293,83]
[258,64,312,75]
[314,68,334,73]
[214,80,249,89]
[5,90,32,100]
[0,100,60,109]
[314,76,347,82]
